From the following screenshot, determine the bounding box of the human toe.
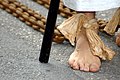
[72,62,79,70]
[89,63,100,72]
[83,63,90,72]
[68,59,75,67]
[79,63,84,71]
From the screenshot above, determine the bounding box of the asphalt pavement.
[0,0,120,80]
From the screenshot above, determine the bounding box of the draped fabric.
[63,0,120,11]
[57,14,115,60]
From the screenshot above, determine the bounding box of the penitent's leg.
[68,12,101,72]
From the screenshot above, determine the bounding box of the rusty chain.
[0,0,108,43]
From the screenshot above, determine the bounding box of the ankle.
[84,12,96,20]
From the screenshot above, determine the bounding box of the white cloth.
[63,0,120,11]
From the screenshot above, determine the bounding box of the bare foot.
[68,32,101,72]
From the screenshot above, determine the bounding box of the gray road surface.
[0,0,120,80]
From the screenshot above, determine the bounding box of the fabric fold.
[57,14,115,60]
[104,8,120,35]
[57,14,84,46]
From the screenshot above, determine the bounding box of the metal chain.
[0,0,107,43]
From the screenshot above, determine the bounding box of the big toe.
[90,63,100,72]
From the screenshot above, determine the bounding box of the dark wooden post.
[39,0,60,63]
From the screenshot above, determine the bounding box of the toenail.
[73,67,78,70]
[90,68,99,72]
[72,66,79,69]
[80,68,84,70]
[84,68,89,71]
[90,65,99,72]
